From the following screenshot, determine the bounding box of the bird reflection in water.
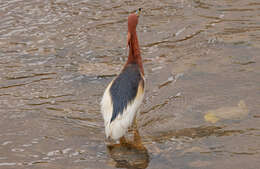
[106,128,149,169]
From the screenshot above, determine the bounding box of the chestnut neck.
[126,30,144,75]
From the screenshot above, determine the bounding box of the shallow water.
[0,0,260,168]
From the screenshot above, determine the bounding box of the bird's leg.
[132,116,142,147]
[134,128,141,143]
[119,136,127,145]
[133,115,138,130]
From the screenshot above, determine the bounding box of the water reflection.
[107,129,149,169]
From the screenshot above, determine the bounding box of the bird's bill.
[136,8,142,17]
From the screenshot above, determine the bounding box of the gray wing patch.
[109,64,143,123]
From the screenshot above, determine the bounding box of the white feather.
[100,78,145,140]
[100,81,114,136]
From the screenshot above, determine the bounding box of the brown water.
[0,0,260,168]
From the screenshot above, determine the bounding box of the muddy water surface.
[0,0,260,168]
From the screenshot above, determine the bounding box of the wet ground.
[0,0,260,168]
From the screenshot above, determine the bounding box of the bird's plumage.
[110,64,144,123]
[101,67,144,140]
[100,10,144,140]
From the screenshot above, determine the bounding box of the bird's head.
[128,8,142,33]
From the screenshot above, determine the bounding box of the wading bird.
[101,8,144,141]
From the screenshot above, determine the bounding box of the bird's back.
[100,63,145,140]
[110,63,144,122]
